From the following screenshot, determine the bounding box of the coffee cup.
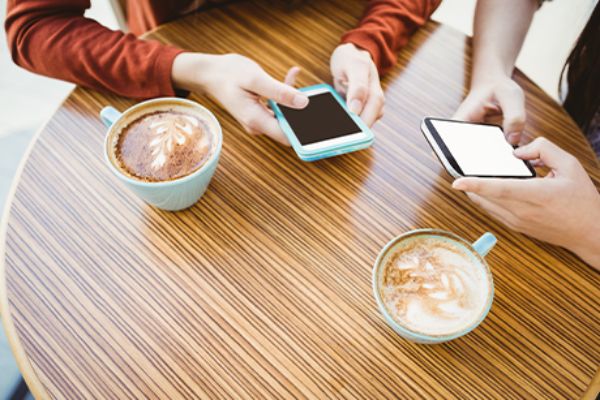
[373,229,496,344]
[101,97,222,211]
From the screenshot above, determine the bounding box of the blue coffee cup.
[101,98,222,211]
[373,229,496,344]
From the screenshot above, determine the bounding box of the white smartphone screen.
[430,119,534,177]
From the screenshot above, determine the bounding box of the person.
[452,0,600,270]
[5,0,441,145]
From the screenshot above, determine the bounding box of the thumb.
[495,81,526,144]
[453,96,488,122]
[345,61,370,114]
[247,70,308,109]
[514,137,575,171]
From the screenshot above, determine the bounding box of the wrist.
[337,42,374,64]
[343,42,368,55]
[171,52,218,93]
[470,55,513,89]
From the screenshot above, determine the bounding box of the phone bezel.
[421,117,536,179]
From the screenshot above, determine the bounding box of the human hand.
[452,137,600,269]
[171,53,308,145]
[454,77,526,145]
[330,43,384,127]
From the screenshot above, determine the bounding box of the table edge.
[0,109,62,400]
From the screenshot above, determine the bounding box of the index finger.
[359,76,384,127]
[345,60,370,114]
[495,82,526,144]
[513,137,579,172]
[247,72,308,110]
[244,106,290,146]
[452,177,541,200]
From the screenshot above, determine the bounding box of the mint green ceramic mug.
[101,98,222,211]
[373,229,496,344]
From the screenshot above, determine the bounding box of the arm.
[5,0,184,99]
[330,0,441,126]
[6,0,308,143]
[454,0,539,143]
[470,0,537,87]
[341,0,442,74]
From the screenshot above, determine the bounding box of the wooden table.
[2,1,599,399]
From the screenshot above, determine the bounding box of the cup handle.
[100,106,122,127]
[472,232,497,258]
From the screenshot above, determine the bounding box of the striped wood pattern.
[1,1,599,399]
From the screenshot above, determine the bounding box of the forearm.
[341,0,441,74]
[470,0,538,87]
[6,0,183,99]
[571,198,600,271]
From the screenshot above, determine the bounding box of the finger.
[331,58,348,94]
[259,117,290,145]
[345,60,370,114]
[241,105,290,146]
[467,193,519,230]
[453,96,488,122]
[452,177,540,201]
[284,66,301,87]
[483,101,502,116]
[333,75,348,96]
[469,189,526,214]
[495,82,526,144]
[513,137,578,171]
[359,75,384,127]
[529,159,545,168]
[246,71,308,109]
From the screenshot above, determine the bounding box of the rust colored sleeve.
[341,0,442,75]
[5,0,184,99]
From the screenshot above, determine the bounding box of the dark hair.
[560,2,600,134]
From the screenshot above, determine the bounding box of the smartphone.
[269,84,374,161]
[420,117,536,178]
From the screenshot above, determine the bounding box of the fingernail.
[507,132,519,145]
[293,94,309,108]
[452,180,465,190]
[513,146,525,156]
[349,99,362,114]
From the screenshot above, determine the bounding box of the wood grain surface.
[2,1,599,399]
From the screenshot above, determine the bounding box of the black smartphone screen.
[424,118,536,178]
[278,92,361,145]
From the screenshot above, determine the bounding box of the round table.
[2,1,599,399]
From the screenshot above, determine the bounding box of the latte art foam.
[148,114,206,169]
[115,110,214,182]
[380,237,490,336]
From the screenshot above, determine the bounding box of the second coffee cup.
[373,229,496,344]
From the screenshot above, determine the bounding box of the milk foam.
[380,236,491,336]
[110,104,217,182]
[147,113,210,170]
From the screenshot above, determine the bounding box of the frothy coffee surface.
[116,110,213,181]
[380,236,490,336]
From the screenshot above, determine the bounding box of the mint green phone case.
[269,83,374,161]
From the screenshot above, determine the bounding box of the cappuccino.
[378,235,491,337]
[112,107,216,182]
